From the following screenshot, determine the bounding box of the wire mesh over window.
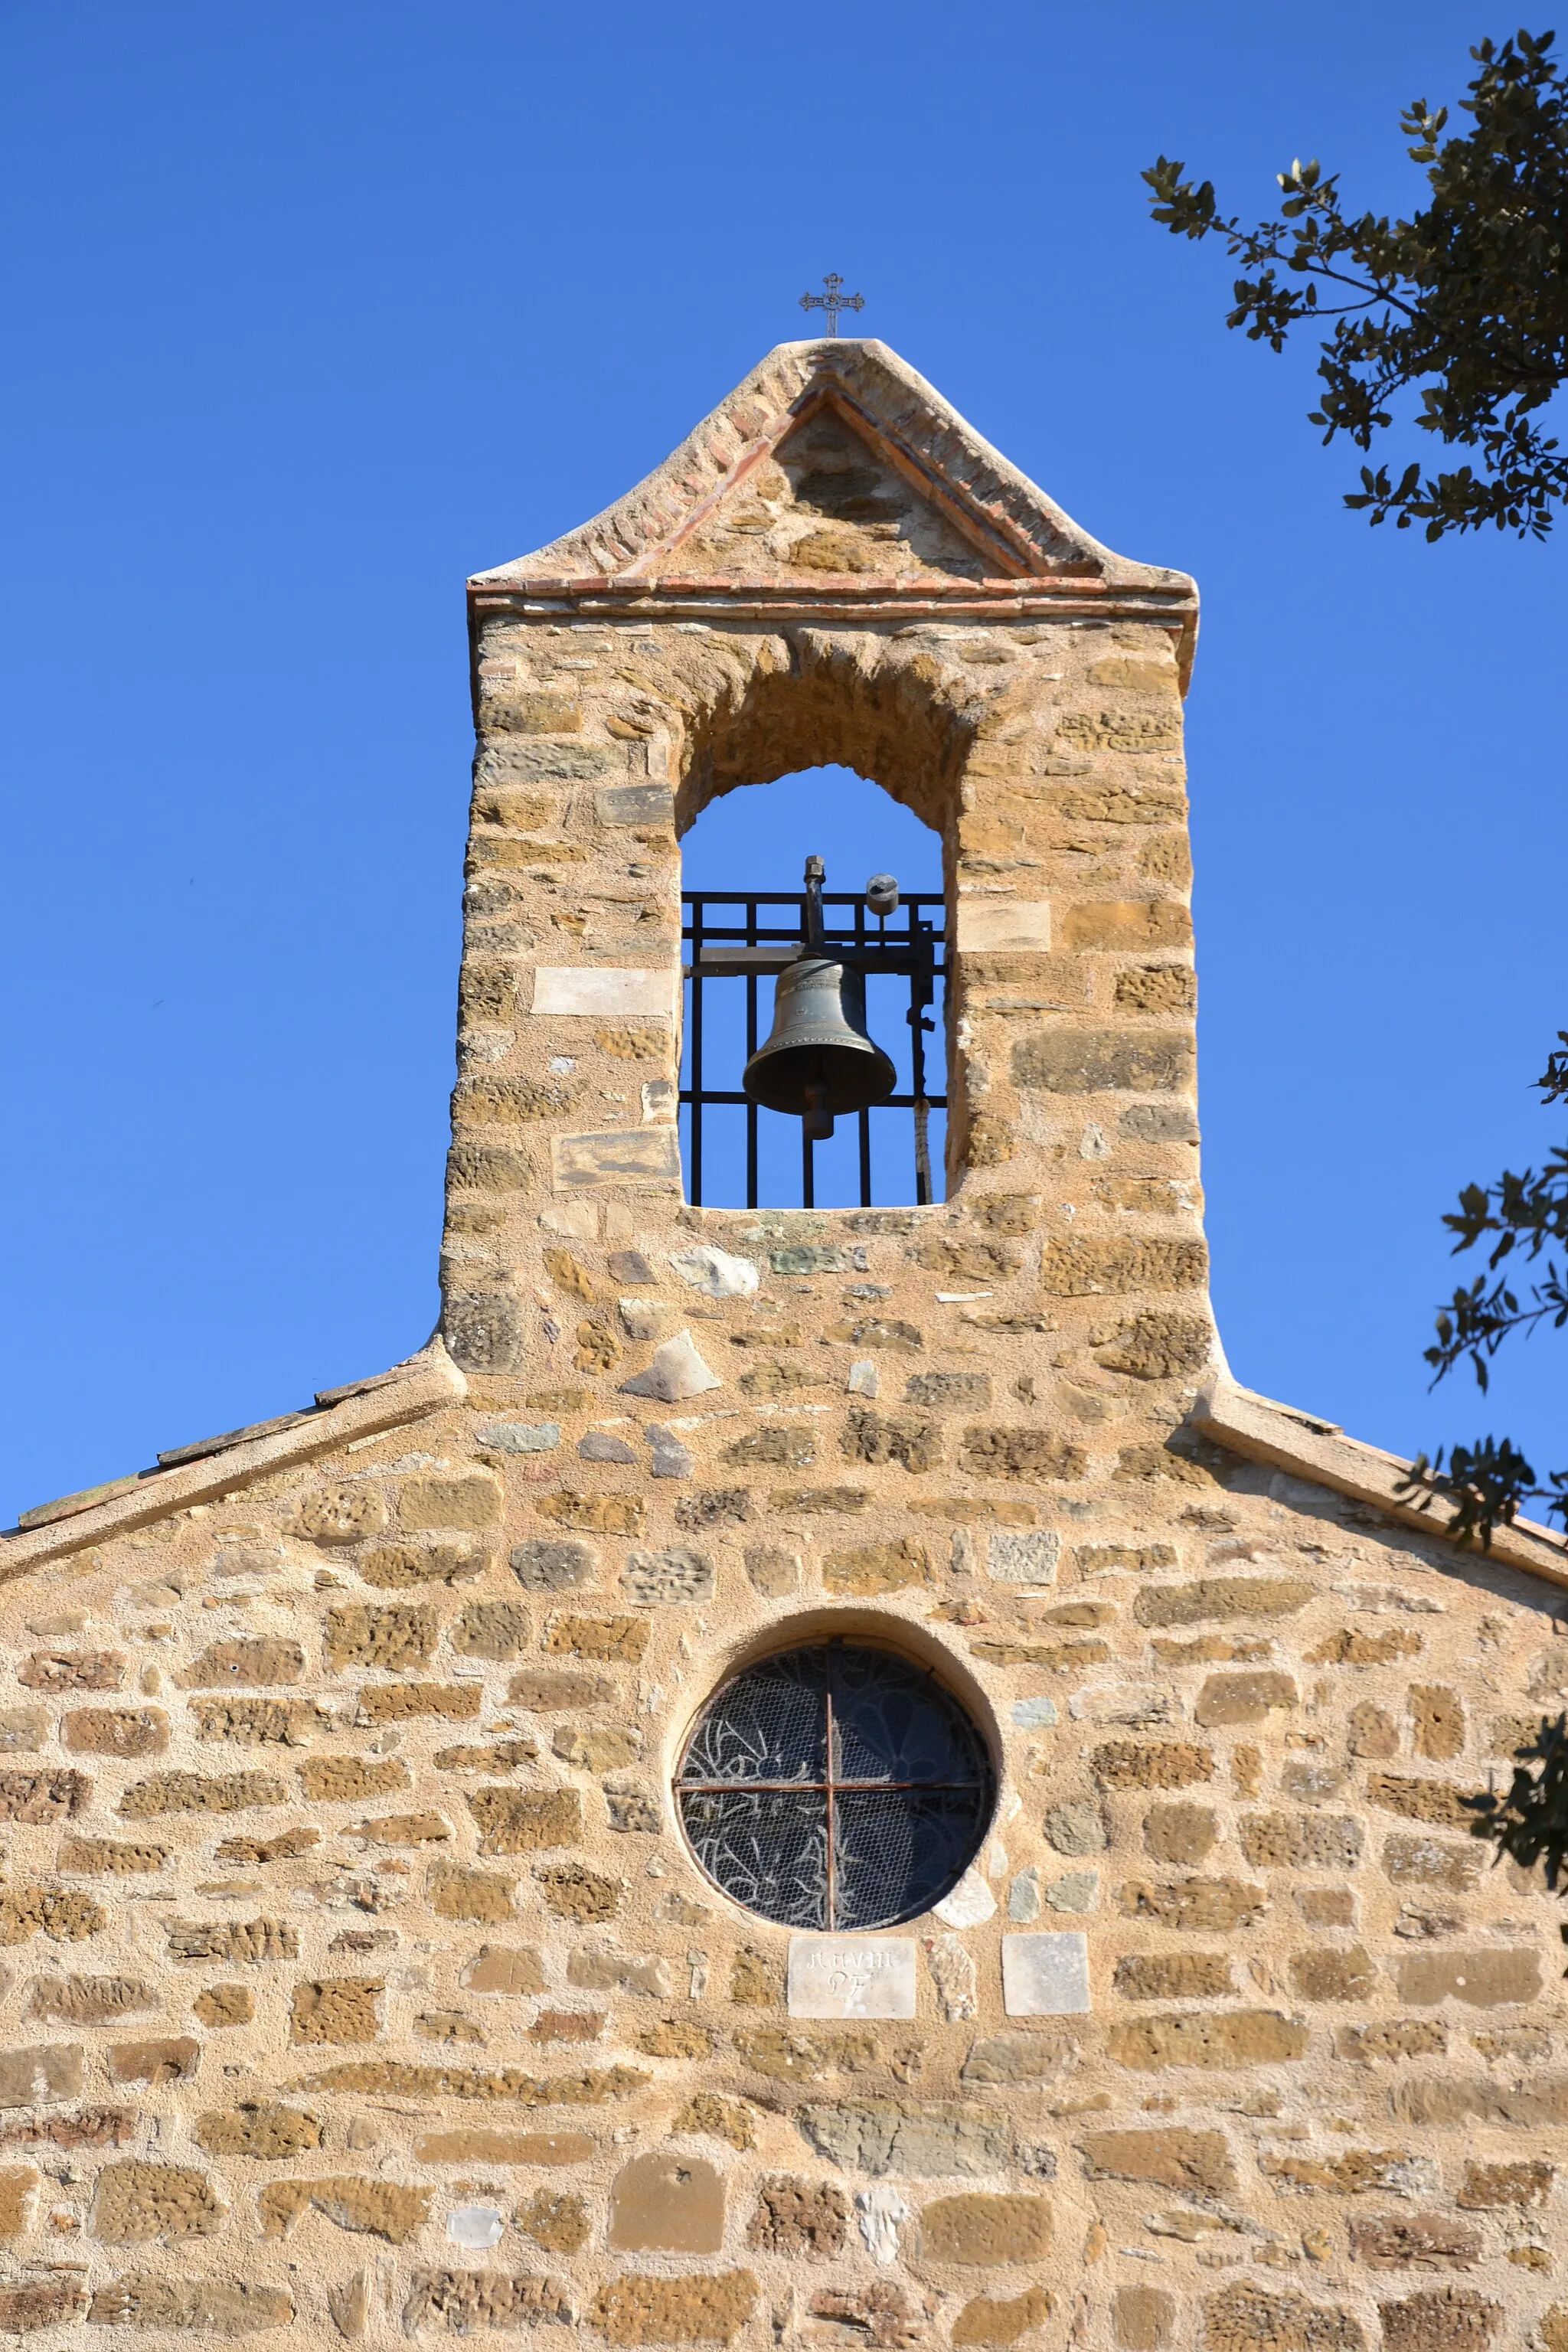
[675,1641,992,1930]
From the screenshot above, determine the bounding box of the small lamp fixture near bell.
[743,857,898,1142]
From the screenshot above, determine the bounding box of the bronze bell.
[743,858,897,1141]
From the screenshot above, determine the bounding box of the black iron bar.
[689,897,705,1208]
[681,886,946,1215]
[823,1644,837,1930]
[679,1090,946,1109]
[745,896,759,1214]
[679,1779,983,1795]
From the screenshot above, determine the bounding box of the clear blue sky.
[2,1,1563,1525]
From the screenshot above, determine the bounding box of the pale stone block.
[987,1530,1060,1584]
[855,2185,910,2264]
[448,2203,505,2248]
[531,967,676,1020]
[1002,1930,1091,2016]
[933,1863,996,1929]
[1011,1697,1058,1730]
[619,1331,721,1403]
[551,1129,682,1192]
[597,783,675,826]
[538,1203,597,1240]
[668,1246,758,1299]
[788,1936,917,2020]
[475,1422,560,1454]
[956,899,1051,952]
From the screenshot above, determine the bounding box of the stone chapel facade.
[4,338,1568,2351]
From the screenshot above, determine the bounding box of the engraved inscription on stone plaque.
[787,1936,918,2020]
[1001,1930,1091,2016]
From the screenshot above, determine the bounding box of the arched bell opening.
[678,765,946,1210]
[667,630,975,1213]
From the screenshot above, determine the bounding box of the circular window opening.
[675,1638,994,1930]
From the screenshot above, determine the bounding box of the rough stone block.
[1111,2286,1174,2350]
[1143,1803,1216,1865]
[951,2290,1054,2347]
[119,1772,284,1818]
[466,1787,582,1855]
[588,2272,758,2347]
[598,783,676,825]
[0,1768,90,1823]
[795,2100,1012,2177]
[1194,1672,1296,1727]
[955,900,1052,952]
[622,1547,714,1605]
[106,2037,201,2085]
[920,2193,1050,2264]
[609,2153,725,2253]
[1112,1953,1232,2001]
[1291,1946,1377,2002]
[18,1648,123,1692]
[1012,1029,1192,1095]
[987,1530,1060,1584]
[90,2161,224,2242]
[85,2275,294,2334]
[1396,1951,1542,2007]
[1349,2213,1483,2269]
[1082,2125,1235,2194]
[427,1867,517,1924]
[461,1945,544,1994]
[1377,2288,1499,2350]
[747,2174,848,2257]
[1108,2008,1308,2071]
[823,1541,932,1596]
[0,2043,83,2107]
[552,1128,682,1191]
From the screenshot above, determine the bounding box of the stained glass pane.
[678,1789,828,1929]
[832,1787,991,1929]
[678,1645,827,1785]
[831,1646,988,1786]
[675,1641,992,1929]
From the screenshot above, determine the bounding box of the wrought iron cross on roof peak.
[800,273,864,335]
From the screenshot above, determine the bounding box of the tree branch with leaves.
[1396,1035,1568,1546]
[1145,28,1568,537]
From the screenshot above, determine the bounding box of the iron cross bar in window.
[681,884,946,1210]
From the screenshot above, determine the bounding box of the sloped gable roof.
[472,338,1193,600]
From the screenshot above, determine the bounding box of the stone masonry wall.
[2,354,1566,2351]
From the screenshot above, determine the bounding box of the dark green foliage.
[1145,30,1568,537]
[1466,1713,1568,1889]
[1395,1033,1568,1547]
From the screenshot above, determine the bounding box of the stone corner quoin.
[0,334,1563,2351]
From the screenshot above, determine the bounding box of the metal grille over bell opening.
[742,858,898,1140]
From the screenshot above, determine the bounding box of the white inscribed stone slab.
[955,899,1051,953]
[1002,1930,1091,2016]
[788,1936,917,2020]
[531,966,676,1019]
[988,1530,1060,1584]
